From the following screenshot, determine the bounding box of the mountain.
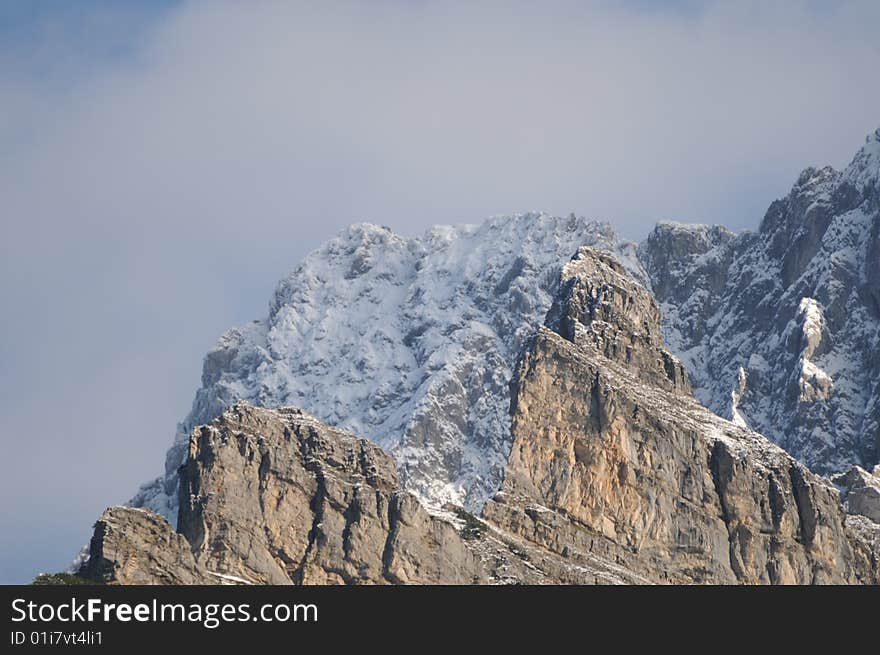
[131,214,644,522]
[80,248,880,584]
[640,127,880,475]
[98,128,880,584]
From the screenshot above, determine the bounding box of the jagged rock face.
[640,129,880,476]
[83,403,664,586]
[131,214,643,521]
[833,466,880,525]
[178,404,482,584]
[87,404,484,585]
[483,248,880,584]
[80,507,212,585]
[546,249,691,394]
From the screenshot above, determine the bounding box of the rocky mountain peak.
[637,222,736,304]
[113,131,880,585]
[546,247,690,394]
[488,247,880,584]
[641,129,880,476]
[844,126,880,193]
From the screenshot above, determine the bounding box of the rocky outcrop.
[483,248,880,584]
[177,404,482,584]
[84,405,484,585]
[545,246,691,395]
[834,466,880,524]
[80,507,212,585]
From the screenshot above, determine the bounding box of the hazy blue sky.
[1,0,878,583]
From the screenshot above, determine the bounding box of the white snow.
[205,571,255,585]
[797,298,824,358]
[730,367,748,428]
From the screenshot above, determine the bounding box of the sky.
[0,0,878,583]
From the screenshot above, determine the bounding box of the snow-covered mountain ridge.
[132,128,880,522]
[132,214,644,521]
[640,127,880,475]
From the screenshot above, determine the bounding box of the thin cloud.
[1,0,878,582]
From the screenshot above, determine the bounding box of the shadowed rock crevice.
[789,465,818,548]
[708,441,740,579]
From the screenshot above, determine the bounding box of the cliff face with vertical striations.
[85,405,485,585]
[483,248,879,584]
[80,248,880,585]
